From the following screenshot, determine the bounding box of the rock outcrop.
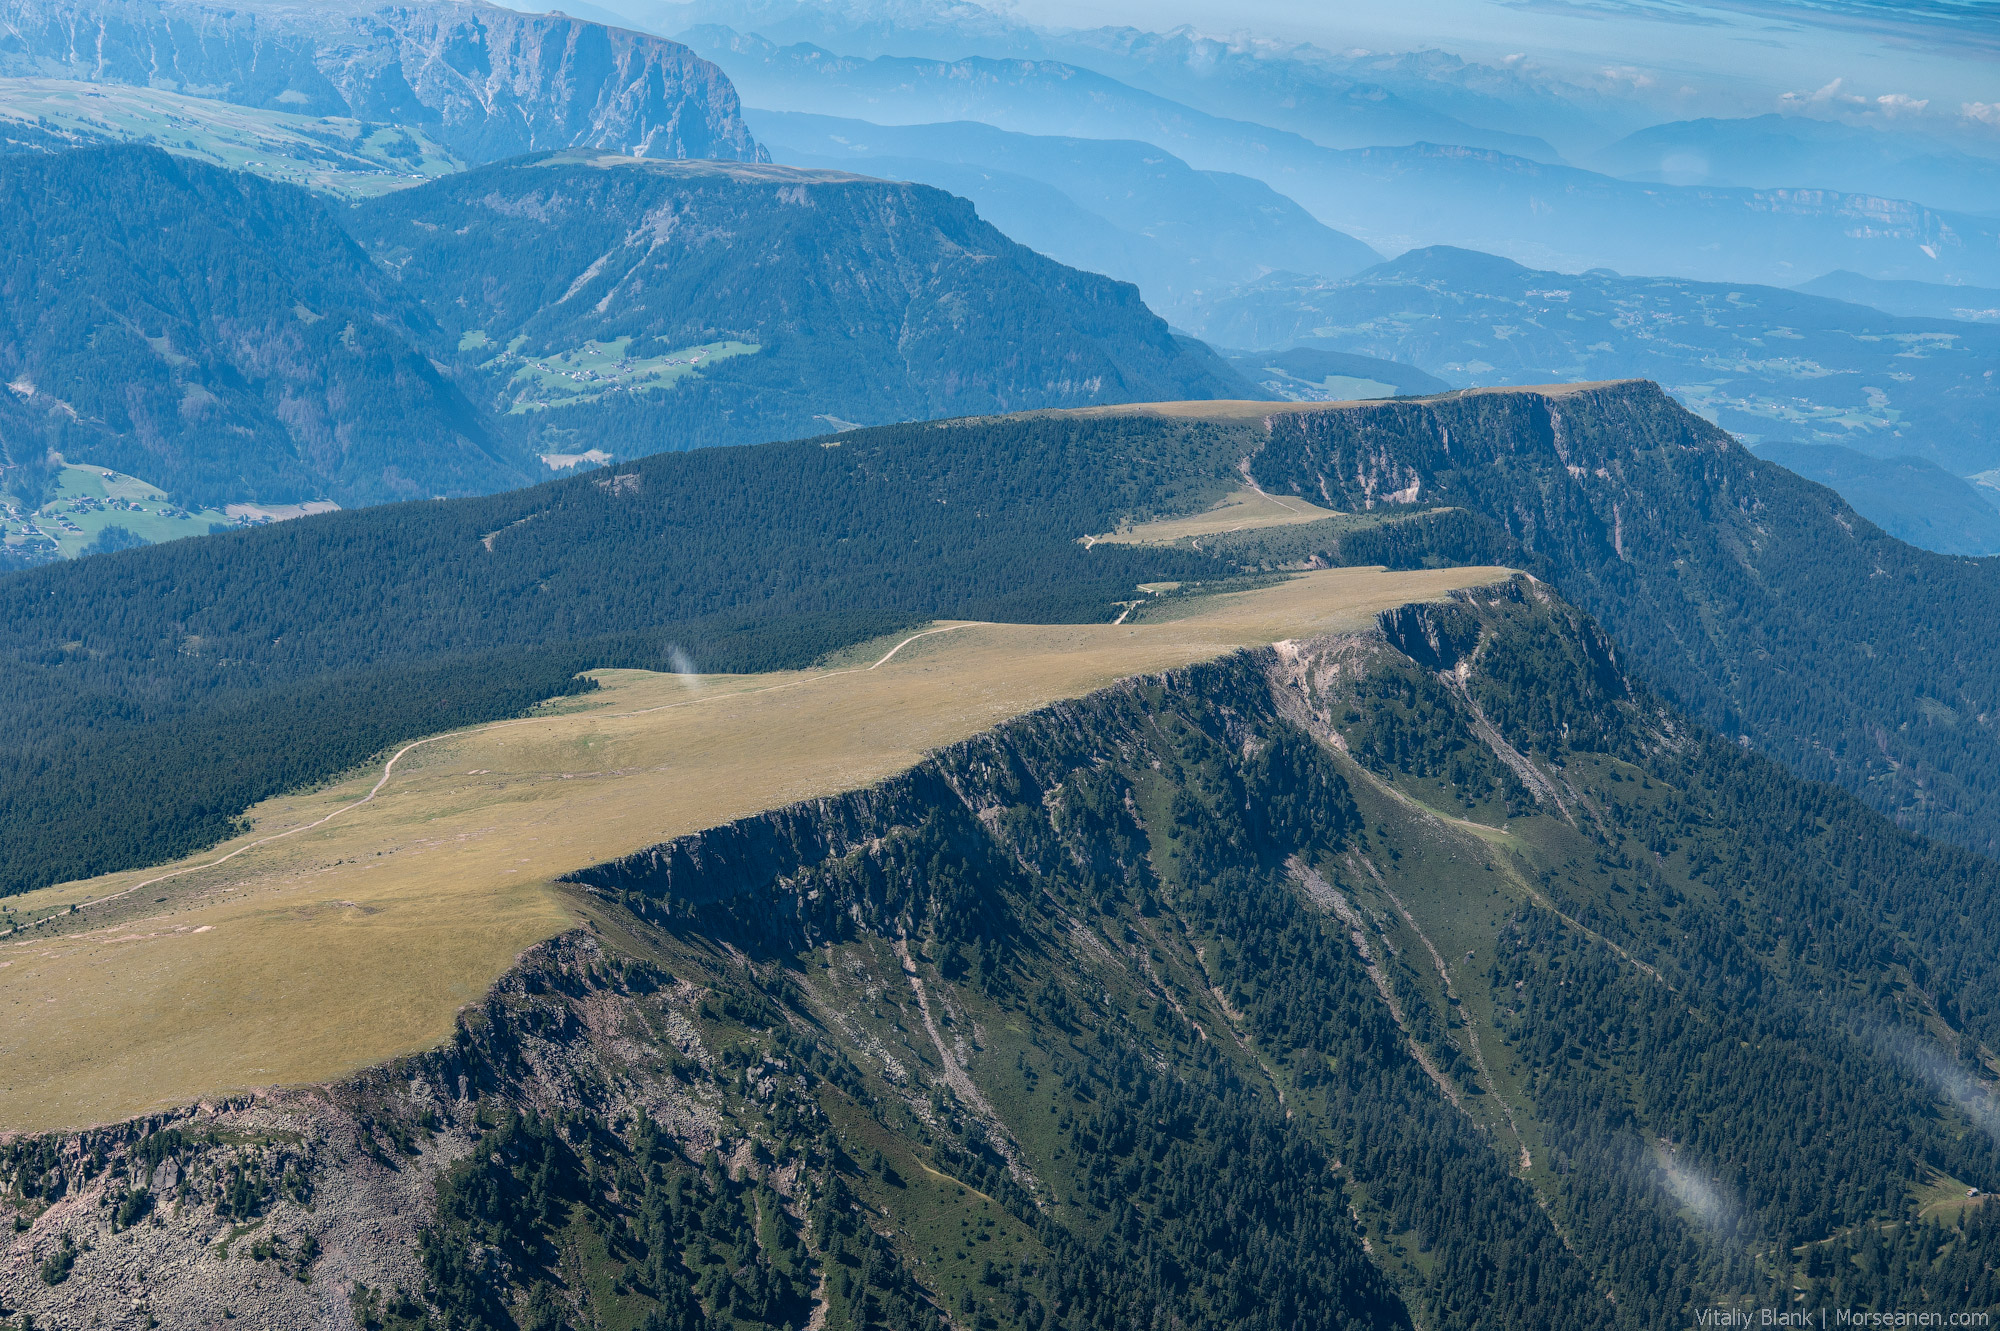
[0,0,765,164]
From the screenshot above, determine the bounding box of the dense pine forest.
[0,147,514,508]
[14,577,2000,1326]
[1250,383,2000,856]
[0,413,1252,893]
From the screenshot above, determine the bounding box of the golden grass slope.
[1045,380,1645,422]
[1085,486,1340,546]
[0,567,1508,1132]
[0,77,463,196]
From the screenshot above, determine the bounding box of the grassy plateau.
[0,563,1507,1131]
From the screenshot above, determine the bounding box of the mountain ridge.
[1240,380,2000,853]
[11,574,2000,1324]
[346,149,1251,464]
[682,26,2000,288]
[1200,244,2000,478]
[0,0,767,164]
[0,144,1253,524]
[0,144,519,510]
[747,107,1382,326]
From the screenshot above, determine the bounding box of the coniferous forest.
[8,0,2000,1325]
[18,580,2000,1327]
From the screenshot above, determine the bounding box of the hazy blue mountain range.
[599,0,1037,60]
[1754,441,2000,557]
[345,152,1249,464]
[0,145,1252,522]
[1015,26,1564,160]
[1798,270,2000,324]
[1588,114,2000,217]
[1227,39,1636,156]
[611,0,1635,152]
[747,109,1381,326]
[681,27,2000,289]
[1200,246,2000,477]
[0,0,765,164]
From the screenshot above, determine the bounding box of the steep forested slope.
[13,376,2000,913]
[11,580,2000,1327]
[747,109,1382,325]
[0,144,1252,524]
[0,413,1248,893]
[0,146,519,507]
[346,152,1249,461]
[1248,382,2000,853]
[1755,441,2000,557]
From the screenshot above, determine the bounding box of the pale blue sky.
[997,0,2000,135]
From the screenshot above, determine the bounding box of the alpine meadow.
[5,1,2000,1329]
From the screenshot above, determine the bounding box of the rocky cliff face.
[9,583,2000,1327]
[1250,381,2000,856]
[348,154,1249,456]
[0,0,765,164]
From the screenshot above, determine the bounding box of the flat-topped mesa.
[1039,379,1732,521]
[1251,379,1728,513]
[0,0,765,164]
[1173,376,2000,860]
[0,567,1505,1135]
[1028,378,2000,857]
[1046,378,1657,424]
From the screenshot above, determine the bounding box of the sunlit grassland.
[1086,485,1339,546]
[0,565,1510,1132]
[0,77,462,197]
[1,464,231,557]
[485,336,763,413]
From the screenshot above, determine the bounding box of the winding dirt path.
[45,625,978,921]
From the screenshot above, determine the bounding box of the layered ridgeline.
[1200,246,2000,477]
[0,411,1249,894]
[1243,383,2000,855]
[0,145,512,510]
[1752,442,2000,559]
[12,378,2000,886]
[0,0,763,165]
[11,581,2000,1326]
[0,146,1246,524]
[681,27,2000,289]
[345,152,1245,463]
[747,108,1382,327]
